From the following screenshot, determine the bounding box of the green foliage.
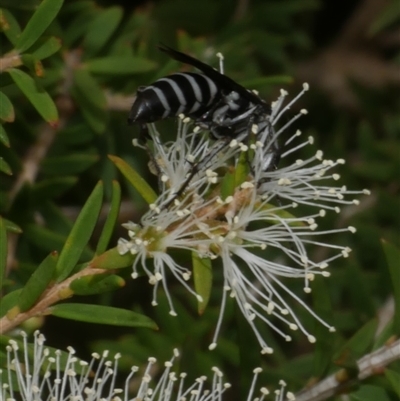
[50,303,158,329]
[192,252,212,314]
[0,0,398,400]
[109,154,157,204]
[382,240,400,334]
[8,68,58,123]
[55,181,103,281]
[0,217,6,286]
[18,251,58,311]
[0,91,14,122]
[15,0,63,53]
[349,385,392,401]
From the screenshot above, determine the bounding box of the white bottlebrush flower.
[0,331,291,401]
[132,116,242,210]
[119,83,368,353]
[118,117,248,316]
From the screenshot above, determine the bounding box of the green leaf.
[235,148,250,188]
[38,201,73,235]
[0,217,7,288]
[0,124,10,147]
[24,225,93,261]
[349,385,391,401]
[192,252,212,314]
[96,181,121,254]
[71,85,108,134]
[345,262,376,319]
[16,0,64,52]
[73,69,106,110]
[0,1,41,10]
[83,6,123,57]
[91,247,134,270]
[31,36,62,60]
[381,239,400,334]
[81,103,108,134]
[8,68,58,124]
[50,303,158,329]
[62,0,94,15]
[3,218,22,234]
[62,6,96,48]
[0,8,21,45]
[0,91,15,122]
[368,0,400,36]
[86,56,157,75]
[0,349,6,364]
[109,155,157,204]
[72,69,108,133]
[385,369,400,397]
[334,318,378,373]
[258,202,304,226]
[0,289,21,317]
[31,176,78,200]
[70,273,125,295]
[220,170,235,200]
[373,320,394,350]
[58,123,94,145]
[18,251,58,312]
[56,182,103,281]
[312,275,335,377]
[0,157,12,175]
[41,154,98,175]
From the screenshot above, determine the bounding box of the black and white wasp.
[128,45,279,204]
[129,45,273,144]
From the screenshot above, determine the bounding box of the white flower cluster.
[0,331,293,401]
[119,84,369,353]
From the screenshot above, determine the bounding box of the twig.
[295,339,400,401]
[0,263,110,335]
[8,121,62,203]
[376,297,395,337]
[106,91,134,112]
[0,50,22,72]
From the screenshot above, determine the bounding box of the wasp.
[129,45,273,140]
[128,46,279,205]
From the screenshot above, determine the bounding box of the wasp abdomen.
[128,72,220,125]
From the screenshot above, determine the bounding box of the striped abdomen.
[128,72,220,124]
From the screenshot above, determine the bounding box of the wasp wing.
[158,44,267,109]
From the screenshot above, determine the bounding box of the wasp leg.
[138,123,151,145]
[258,121,281,173]
[219,106,258,127]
